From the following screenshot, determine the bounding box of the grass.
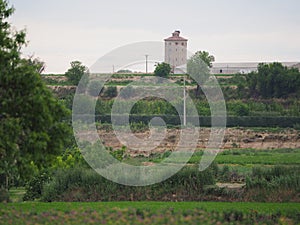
[2,202,299,225]
[8,188,26,203]
[215,153,300,165]
[139,149,300,166]
[1,202,299,215]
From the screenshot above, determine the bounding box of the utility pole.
[183,75,187,126]
[145,55,149,74]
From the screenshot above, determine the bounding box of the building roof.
[164,30,188,41]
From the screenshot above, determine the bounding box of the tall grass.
[42,165,217,202]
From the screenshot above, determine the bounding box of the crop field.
[126,148,300,166]
[1,202,300,225]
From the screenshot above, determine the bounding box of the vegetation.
[241,62,300,98]
[40,165,216,202]
[187,51,215,97]
[147,148,300,166]
[193,51,215,68]
[154,62,171,77]
[1,2,300,224]
[1,202,300,224]
[0,0,71,191]
[65,61,89,88]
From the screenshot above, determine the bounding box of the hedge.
[93,115,300,128]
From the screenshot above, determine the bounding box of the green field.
[1,202,299,225]
[1,202,299,214]
[131,149,300,166]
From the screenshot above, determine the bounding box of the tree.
[245,62,300,98]
[193,51,215,68]
[154,62,171,78]
[65,61,89,85]
[0,0,71,190]
[187,51,215,96]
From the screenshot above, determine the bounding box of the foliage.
[245,62,300,98]
[244,166,300,202]
[103,86,118,98]
[0,188,9,203]
[193,51,215,68]
[187,52,211,85]
[187,51,214,97]
[117,69,132,73]
[1,205,299,225]
[65,61,89,87]
[96,97,300,118]
[154,62,171,77]
[0,0,71,189]
[41,166,216,202]
[215,149,300,165]
[109,146,127,161]
[227,101,250,116]
[147,148,300,166]
[294,123,300,130]
[42,77,72,86]
[97,114,300,128]
[23,147,88,201]
[23,171,51,201]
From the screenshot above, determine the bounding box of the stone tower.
[164,30,188,72]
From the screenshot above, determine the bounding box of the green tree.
[154,62,171,78]
[65,61,89,85]
[0,0,71,190]
[103,86,118,98]
[192,51,215,68]
[245,62,300,98]
[187,51,215,96]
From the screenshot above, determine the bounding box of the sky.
[8,0,300,73]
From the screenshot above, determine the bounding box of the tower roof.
[164,30,188,41]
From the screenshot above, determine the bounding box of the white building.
[164,31,188,72]
[211,62,299,74]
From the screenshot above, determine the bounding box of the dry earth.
[97,128,300,156]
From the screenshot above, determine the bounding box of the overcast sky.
[9,0,300,73]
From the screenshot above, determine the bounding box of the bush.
[103,86,118,98]
[154,62,171,78]
[227,101,250,116]
[246,166,300,190]
[65,61,89,86]
[97,115,300,128]
[0,189,9,203]
[294,123,300,131]
[42,166,216,202]
[23,171,52,201]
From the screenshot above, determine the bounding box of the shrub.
[154,62,171,78]
[23,171,51,201]
[0,189,9,203]
[42,166,216,202]
[293,123,300,131]
[247,166,300,190]
[227,101,250,116]
[103,86,118,98]
[97,115,300,128]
